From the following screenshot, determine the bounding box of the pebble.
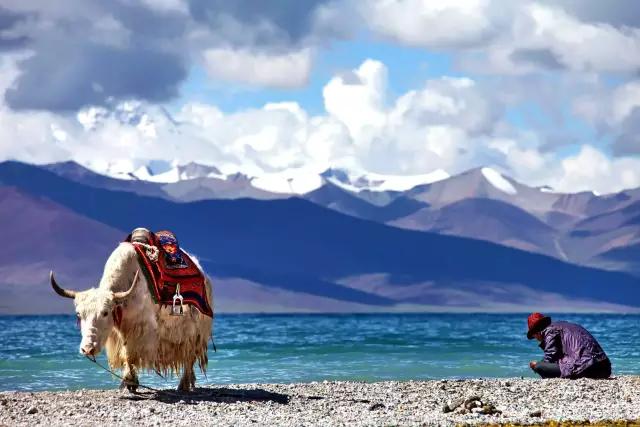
[0,377,639,426]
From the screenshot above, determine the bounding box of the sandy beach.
[1,376,639,426]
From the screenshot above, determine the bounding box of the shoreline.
[4,310,640,316]
[2,377,639,426]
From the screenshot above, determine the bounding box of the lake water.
[1,313,639,391]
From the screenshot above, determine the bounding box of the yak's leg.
[120,362,139,392]
[177,360,196,392]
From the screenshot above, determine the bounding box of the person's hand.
[529,360,537,370]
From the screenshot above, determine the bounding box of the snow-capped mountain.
[58,101,517,197]
[76,156,454,195]
[34,159,640,276]
[322,168,450,193]
[68,101,453,195]
[479,167,517,195]
[77,101,176,134]
[131,162,225,183]
[247,167,451,195]
[249,169,325,194]
[3,160,640,315]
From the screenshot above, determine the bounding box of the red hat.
[527,312,551,339]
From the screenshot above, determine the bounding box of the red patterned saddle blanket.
[124,228,213,317]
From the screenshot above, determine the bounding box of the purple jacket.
[540,321,609,378]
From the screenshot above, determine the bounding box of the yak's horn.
[113,270,140,302]
[49,271,77,299]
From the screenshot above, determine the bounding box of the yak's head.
[50,270,139,357]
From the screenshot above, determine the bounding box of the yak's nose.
[80,344,97,356]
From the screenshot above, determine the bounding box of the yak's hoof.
[177,383,191,392]
[177,379,194,392]
[119,380,139,393]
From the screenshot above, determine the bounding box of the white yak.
[50,242,213,391]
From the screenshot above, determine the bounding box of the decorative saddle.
[125,228,213,317]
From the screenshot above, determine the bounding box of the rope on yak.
[131,242,159,262]
[84,356,348,406]
[84,355,247,401]
[85,354,167,394]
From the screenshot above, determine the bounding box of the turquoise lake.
[1,314,639,391]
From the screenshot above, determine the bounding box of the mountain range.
[42,160,640,275]
[1,160,639,314]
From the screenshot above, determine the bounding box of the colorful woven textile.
[125,229,213,317]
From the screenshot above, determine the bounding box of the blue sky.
[176,34,596,160]
[177,38,458,115]
[0,0,639,193]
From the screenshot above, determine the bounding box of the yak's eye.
[101,311,108,317]
[76,314,81,328]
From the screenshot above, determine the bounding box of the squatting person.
[526,312,611,379]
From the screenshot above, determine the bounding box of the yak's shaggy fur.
[85,243,212,390]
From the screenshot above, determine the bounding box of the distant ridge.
[0,160,639,314]
[38,160,640,275]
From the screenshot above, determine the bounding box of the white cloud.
[323,59,387,144]
[610,81,640,124]
[510,3,640,73]
[321,60,509,175]
[489,137,547,173]
[2,57,500,179]
[138,0,188,13]
[0,55,69,164]
[202,48,313,89]
[362,0,640,75]
[1,53,639,194]
[554,146,640,194]
[0,108,70,164]
[363,0,496,49]
[574,79,640,128]
[572,79,640,155]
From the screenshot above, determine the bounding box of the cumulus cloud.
[514,3,640,73]
[487,138,640,195]
[6,44,187,111]
[614,110,640,156]
[3,0,640,113]
[547,0,640,29]
[188,0,340,47]
[1,1,639,194]
[203,48,312,88]
[323,60,387,145]
[321,60,514,175]
[573,79,640,155]
[362,0,499,49]
[4,0,640,112]
[0,0,340,111]
[362,0,640,74]
[554,146,640,194]
[0,7,32,51]
[0,0,193,111]
[1,52,639,194]
[0,57,510,179]
[138,0,189,14]
[483,15,640,74]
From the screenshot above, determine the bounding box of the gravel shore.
[1,376,639,426]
